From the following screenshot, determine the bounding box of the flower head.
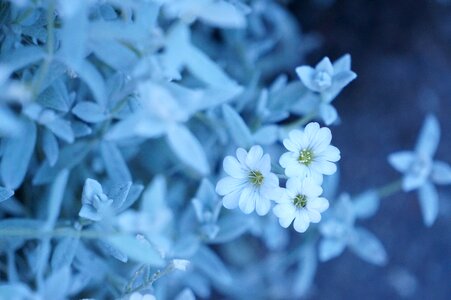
[388,115,451,226]
[280,122,340,183]
[79,179,113,222]
[295,55,357,125]
[216,145,282,216]
[273,177,329,233]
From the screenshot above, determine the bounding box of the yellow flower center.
[248,170,264,186]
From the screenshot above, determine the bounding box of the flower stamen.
[298,149,314,166]
[293,194,307,208]
[248,170,264,186]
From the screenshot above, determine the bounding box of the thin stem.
[283,112,316,130]
[123,262,176,297]
[0,226,126,239]
[376,179,403,198]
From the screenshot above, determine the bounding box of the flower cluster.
[216,122,340,233]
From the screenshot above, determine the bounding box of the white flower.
[129,292,156,300]
[216,145,282,216]
[273,177,329,233]
[280,122,340,183]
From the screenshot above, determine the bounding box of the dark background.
[289,0,451,299]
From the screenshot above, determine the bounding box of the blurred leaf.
[106,234,164,266]
[349,227,387,266]
[222,104,253,148]
[166,124,210,176]
[1,118,36,189]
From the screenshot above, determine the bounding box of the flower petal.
[255,196,271,216]
[246,145,263,169]
[308,197,329,213]
[431,161,451,185]
[293,209,310,233]
[222,189,241,209]
[223,156,246,178]
[239,187,257,214]
[216,177,245,195]
[315,57,334,74]
[307,208,321,223]
[236,148,247,165]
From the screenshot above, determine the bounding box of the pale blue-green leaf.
[45,169,69,229]
[105,181,131,210]
[197,1,246,28]
[210,214,252,244]
[100,142,132,183]
[293,243,317,297]
[0,46,45,77]
[0,283,34,299]
[141,175,166,214]
[41,266,70,300]
[418,181,439,227]
[349,227,387,266]
[175,288,196,300]
[415,114,440,158]
[117,184,144,213]
[0,186,14,203]
[36,80,70,112]
[333,53,351,72]
[42,129,59,166]
[51,237,80,271]
[318,237,346,262]
[92,41,138,71]
[353,190,380,219]
[253,125,278,145]
[222,104,253,148]
[1,118,36,189]
[106,235,164,266]
[191,245,232,285]
[57,1,88,69]
[71,60,107,107]
[45,117,74,143]
[72,101,107,123]
[33,141,92,185]
[185,44,238,90]
[97,240,128,262]
[71,120,92,137]
[431,161,451,185]
[166,124,210,176]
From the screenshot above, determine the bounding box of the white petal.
[216,177,245,195]
[311,126,332,152]
[307,208,321,223]
[285,163,308,178]
[273,203,295,219]
[302,179,323,198]
[288,130,307,148]
[283,138,300,152]
[236,148,247,165]
[275,205,296,228]
[239,187,257,214]
[304,122,320,145]
[308,170,324,185]
[311,160,337,175]
[279,152,295,168]
[388,151,415,173]
[255,196,271,216]
[223,156,246,178]
[320,145,341,162]
[246,145,263,169]
[256,153,271,175]
[222,189,241,209]
[308,197,329,213]
[293,209,310,233]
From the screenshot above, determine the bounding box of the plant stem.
[376,179,403,198]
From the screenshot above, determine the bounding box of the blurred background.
[289,0,451,299]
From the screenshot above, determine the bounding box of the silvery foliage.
[0,0,448,299]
